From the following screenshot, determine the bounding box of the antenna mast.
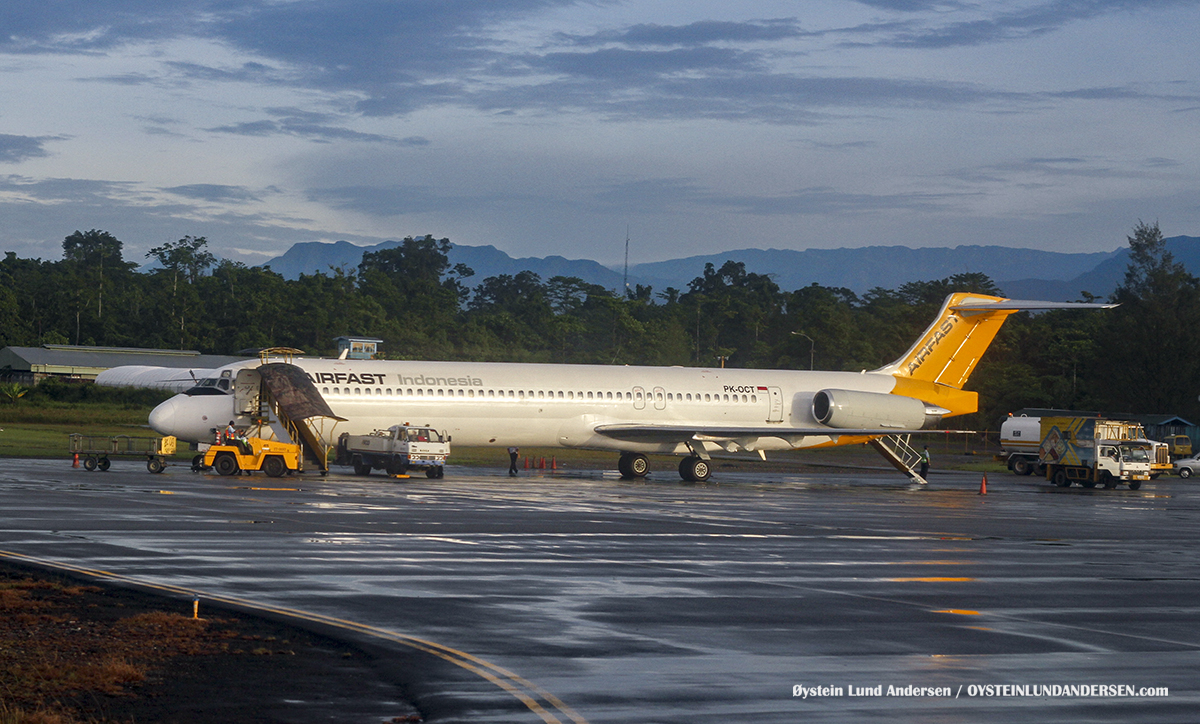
[623,225,630,296]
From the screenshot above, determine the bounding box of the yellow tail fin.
[875,293,1018,389]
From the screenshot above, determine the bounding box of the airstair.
[868,434,927,484]
[234,349,346,473]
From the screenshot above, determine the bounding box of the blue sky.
[1,0,1197,266]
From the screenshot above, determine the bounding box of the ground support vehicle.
[1149,440,1172,478]
[1164,434,1193,460]
[998,414,1043,476]
[1039,416,1152,490]
[336,425,449,478]
[202,437,301,477]
[70,434,177,474]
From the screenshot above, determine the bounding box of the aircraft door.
[234,369,262,417]
[653,386,666,411]
[767,386,784,423]
[632,386,646,410]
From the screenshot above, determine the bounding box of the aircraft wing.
[592,423,963,446]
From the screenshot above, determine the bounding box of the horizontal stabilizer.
[951,299,1116,311]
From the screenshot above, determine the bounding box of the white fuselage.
[149,357,899,455]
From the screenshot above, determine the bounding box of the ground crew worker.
[508,446,519,476]
[920,445,931,478]
[225,420,249,454]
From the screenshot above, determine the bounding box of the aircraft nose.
[148,397,177,436]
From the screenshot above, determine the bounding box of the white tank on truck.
[336,424,449,478]
[999,414,1043,475]
[1038,416,1151,490]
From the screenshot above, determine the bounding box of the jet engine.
[811,389,947,430]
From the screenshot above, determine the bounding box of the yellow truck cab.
[203,437,302,477]
[1164,434,1192,460]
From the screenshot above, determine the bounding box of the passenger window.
[587,392,593,399]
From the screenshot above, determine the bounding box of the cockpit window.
[184,377,232,396]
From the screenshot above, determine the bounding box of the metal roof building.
[0,345,246,383]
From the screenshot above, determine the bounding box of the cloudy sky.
[1,0,1197,267]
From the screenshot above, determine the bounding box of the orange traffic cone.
[72,453,79,468]
[551,456,557,470]
[524,456,530,469]
[979,474,988,495]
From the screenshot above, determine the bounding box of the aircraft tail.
[874,293,1115,390]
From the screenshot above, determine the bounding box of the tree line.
[2,222,1198,428]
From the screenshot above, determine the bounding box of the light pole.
[792,331,814,370]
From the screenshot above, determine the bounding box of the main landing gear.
[616,452,712,482]
[617,452,649,479]
[678,456,711,482]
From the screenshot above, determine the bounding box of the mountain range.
[259,236,1200,302]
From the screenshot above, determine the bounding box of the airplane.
[104,293,1112,482]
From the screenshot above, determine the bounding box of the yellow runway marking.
[0,550,587,724]
[933,609,982,615]
[889,577,974,582]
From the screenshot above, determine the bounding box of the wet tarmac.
[2,458,1199,723]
